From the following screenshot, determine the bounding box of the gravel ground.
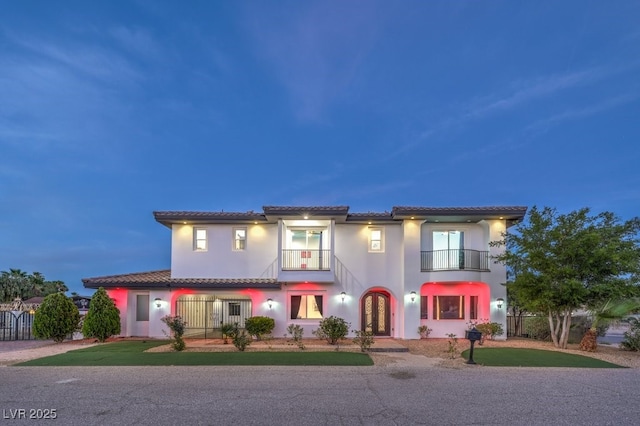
[395,337,640,368]
[148,336,640,368]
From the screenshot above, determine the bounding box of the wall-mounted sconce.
[340,291,346,302]
[410,291,416,303]
[267,298,273,309]
[496,298,504,309]
[154,297,162,308]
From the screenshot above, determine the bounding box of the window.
[233,228,246,251]
[433,295,465,320]
[470,296,478,320]
[136,295,149,321]
[194,228,207,251]
[228,302,241,316]
[290,295,323,319]
[432,230,464,269]
[369,227,384,252]
[420,295,428,319]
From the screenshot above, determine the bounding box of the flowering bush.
[161,315,187,351]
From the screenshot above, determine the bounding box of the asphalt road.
[1,364,638,425]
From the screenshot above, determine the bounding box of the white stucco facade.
[83,205,526,340]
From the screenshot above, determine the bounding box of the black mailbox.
[466,327,482,342]
[465,327,482,365]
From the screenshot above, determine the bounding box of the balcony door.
[284,228,327,270]
[361,291,390,336]
[433,231,465,269]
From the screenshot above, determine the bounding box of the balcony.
[282,249,331,271]
[421,249,490,272]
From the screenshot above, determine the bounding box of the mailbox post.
[465,327,482,365]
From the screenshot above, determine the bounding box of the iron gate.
[0,311,36,341]
[175,295,252,338]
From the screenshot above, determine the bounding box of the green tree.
[579,298,640,351]
[491,206,640,349]
[32,293,80,343]
[82,287,121,342]
[0,269,32,302]
[0,269,68,302]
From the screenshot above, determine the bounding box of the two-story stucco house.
[83,205,526,340]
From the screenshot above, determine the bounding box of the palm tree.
[0,269,30,302]
[579,298,640,352]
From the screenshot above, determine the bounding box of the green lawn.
[14,341,373,367]
[461,347,625,368]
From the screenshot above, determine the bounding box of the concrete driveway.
[2,360,638,425]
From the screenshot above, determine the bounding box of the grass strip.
[14,341,373,366]
[461,347,625,368]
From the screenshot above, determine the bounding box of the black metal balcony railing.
[282,249,331,271]
[421,249,490,272]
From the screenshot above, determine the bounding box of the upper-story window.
[433,230,463,268]
[369,227,384,252]
[194,228,207,251]
[233,227,246,251]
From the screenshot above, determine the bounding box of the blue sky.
[1,1,639,295]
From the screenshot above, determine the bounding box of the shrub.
[418,325,432,339]
[232,327,251,351]
[353,329,375,352]
[446,333,458,359]
[245,316,275,340]
[220,323,236,344]
[161,315,187,351]
[524,316,551,341]
[81,287,121,342]
[475,322,504,339]
[33,292,80,343]
[316,316,349,345]
[286,324,305,350]
[620,318,640,351]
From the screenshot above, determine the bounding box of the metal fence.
[175,296,252,339]
[0,311,36,341]
[420,249,490,272]
[281,249,331,271]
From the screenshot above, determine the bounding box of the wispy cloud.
[109,26,161,59]
[464,68,604,119]
[389,62,639,159]
[524,92,639,133]
[244,1,381,122]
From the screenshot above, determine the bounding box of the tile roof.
[153,205,528,226]
[262,206,350,216]
[82,270,280,290]
[392,206,528,215]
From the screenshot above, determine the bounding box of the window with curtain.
[433,295,465,320]
[290,295,323,319]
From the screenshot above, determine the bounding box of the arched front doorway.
[361,291,391,336]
